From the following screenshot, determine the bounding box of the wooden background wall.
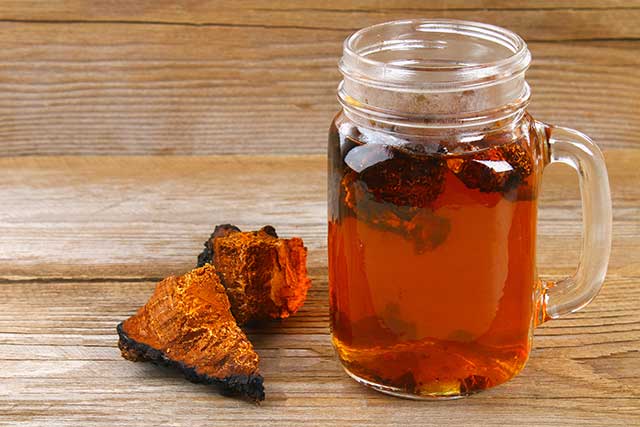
[0,0,638,156]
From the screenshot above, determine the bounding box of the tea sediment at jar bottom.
[328,114,542,397]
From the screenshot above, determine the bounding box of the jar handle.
[537,122,612,323]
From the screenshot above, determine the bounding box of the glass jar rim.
[339,19,531,93]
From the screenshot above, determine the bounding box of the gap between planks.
[0,19,637,42]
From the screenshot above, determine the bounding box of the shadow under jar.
[328,20,612,399]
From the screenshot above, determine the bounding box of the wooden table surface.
[1,2,639,426]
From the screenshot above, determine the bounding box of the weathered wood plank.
[2,0,638,19]
[0,150,637,280]
[1,1,640,39]
[0,152,635,278]
[0,274,638,426]
[0,21,637,156]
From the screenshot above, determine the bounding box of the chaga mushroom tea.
[329,121,539,397]
[328,20,612,398]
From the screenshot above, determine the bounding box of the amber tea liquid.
[328,115,542,397]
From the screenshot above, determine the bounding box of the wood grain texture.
[1,2,639,425]
[0,1,638,155]
[0,150,637,281]
[2,1,640,38]
[0,151,639,424]
[1,276,639,426]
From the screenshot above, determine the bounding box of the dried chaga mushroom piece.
[459,374,492,395]
[342,173,450,253]
[197,225,311,325]
[196,224,242,268]
[340,144,450,252]
[344,143,446,209]
[117,265,265,401]
[451,142,533,195]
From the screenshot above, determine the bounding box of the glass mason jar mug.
[328,20,612,399]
